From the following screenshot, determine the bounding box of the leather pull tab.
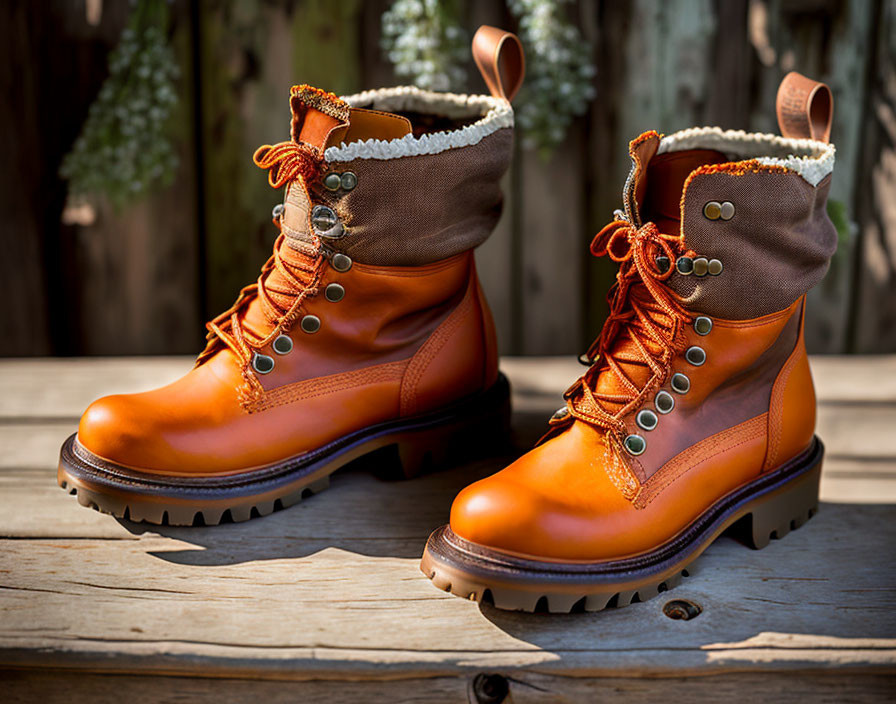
[776,71,833,143]
[472,25,525,102]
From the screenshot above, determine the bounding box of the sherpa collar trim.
[658,126,835,187]
[324,86,513,163]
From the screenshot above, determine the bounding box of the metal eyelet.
[624,434,646,456]
[551,407,569,421]
[703,201,722,220]
[655,255,671,273]
[272,203,285,219]
[694,316,713,335]
[325,283,345,302]
[671,373,690,394]
[636,409,658,431]
[655,390,675,414]
[311,205,345,239]
[272,334,293,355]
[708,258,723,276]
[686,346,706,366]
[340,171,357,190]
[323,173,342,191]
[676,257,694,275]
[719,201,735,220]
[693,257,709,277]
[301,315,321,334]
[252,352,275,374]
[331,253,352,272]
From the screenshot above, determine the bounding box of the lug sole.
[57,374,512,526]
[420,436,823,613]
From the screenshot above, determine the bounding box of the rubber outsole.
[420,436,823,613]
[57,374,512,526]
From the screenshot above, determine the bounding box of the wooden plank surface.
[0,357,894,701]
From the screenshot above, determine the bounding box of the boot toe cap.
[77,394,153,468]
[449,477,566,559]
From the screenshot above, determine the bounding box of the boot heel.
[740,453,822,550]
[394,375,512,479]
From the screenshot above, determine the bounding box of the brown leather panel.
[670,170,836,319]
[625,299,802,482]
[634,414,767,508]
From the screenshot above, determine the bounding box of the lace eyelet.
[272,334,293,355]
[252,352,275,374]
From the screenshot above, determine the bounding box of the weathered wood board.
[0,357,894,700]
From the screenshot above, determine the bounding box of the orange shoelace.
[198,141,325,367]
[562,220,694,433]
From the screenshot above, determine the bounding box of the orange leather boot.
[422,73,838,612]
[58,27,525,526]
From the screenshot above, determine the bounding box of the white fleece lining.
[324,86,513,163]
[658,126,835,187]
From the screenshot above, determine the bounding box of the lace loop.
[253,141,322,189]
[197,145,326,369]
[562,220,693,433]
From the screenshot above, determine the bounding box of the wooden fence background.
[2,0,894,357]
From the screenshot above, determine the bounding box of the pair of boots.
[59,27,837,613]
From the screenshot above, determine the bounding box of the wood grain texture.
[0,357,893,702]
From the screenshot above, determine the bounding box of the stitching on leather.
[764,341,797,470]
[764,301,804,470]
[711,303,796,330]
[352,253,467,278]
[247,360,407,413]
[605,432,641,499]
[633,414,768,509]
[400,278,475,417]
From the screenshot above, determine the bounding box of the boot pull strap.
[472,25,525,102]
[776,71,833,143]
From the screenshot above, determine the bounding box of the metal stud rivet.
[331,253,352,272]
[708,258,723,276]
[693,257,709,277]
[671,373,691,394]
[703,201,722,220]
[551,407,569,421]
[686,346,706,366]
[301,314,321,334]
[656,255,671,273]
[311,205,344,239]
[323,173,342,191]
[340,171,357,191]
[272,334,293,355]
[676,257,694,275]
[655,390,675,414]
[325,283,345,302]
[719,201,735,220]
[272,204,285,219]
[624,434,646,456]
[636,409,659,431]
[252,352,275,374]
[694,316,713,335]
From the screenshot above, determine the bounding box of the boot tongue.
[587,141,726,416]
[283,87,412,236]
[641,148,728,234]
[241,88,414,342]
